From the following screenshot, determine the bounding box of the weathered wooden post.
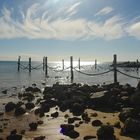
[62,59,64,70]
[113,54,117,83]
[29,57,31,73]
[95,59,97,70]
[43,57,45,71]
[70,56,74,83]
[17,56,21,71]
[45,57,48,77]
[136,59,139,72]
[78,58,80,70]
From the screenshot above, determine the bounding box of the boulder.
[83,135,96,140]
[5,102,16,112]
[15,107,26,116]
[92,120,102,127]
[67,130,79,139]
[25,102,35,110]
[119,107,137,122]
[7,134,22,140]
[51,112,59,118]
[29,122,38,131]
[60,124,74,134]
[121,118,140,135]
[71,103,84,116]
[97,124,116,140]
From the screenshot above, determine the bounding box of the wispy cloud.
[0,3,139,41]
[127,22,140,40]
[95,6,114,16]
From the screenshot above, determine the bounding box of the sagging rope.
[47,65,61,70]
[117,69,140,79]
[50,66,71,72]
[74,67,113,76]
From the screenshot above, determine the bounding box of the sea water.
[0,61,140,92]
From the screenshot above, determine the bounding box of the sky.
[0,0,140,62]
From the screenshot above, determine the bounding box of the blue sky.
[0,0,140,62]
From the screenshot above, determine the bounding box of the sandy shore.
[0,83,140,140]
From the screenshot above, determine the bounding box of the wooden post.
[70,56,74,83]
[113,54,117,83]
[17,56,21,71]
[136,59,139,72]
[29,57,31,73]
[62,59,64,70]
[45,57,48,77]
[78,58,80,70]
[43,57,45,71]
[95,59,97,70]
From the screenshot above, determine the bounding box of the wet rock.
[71,103,84,116]
[34,136,45,140]
[60,124,74,134]
[97,124,116,140]
[83,135,96,140]
[25,102,35,110]
[7,134,22,140]
[92,120,102,127]
[119,107,137,122]
[15,107,26,116]
[29,122,38,131]
[5,102,16,112]
[68,118,75,124]
[120,118,140,135]
[51,112,59,118]
[67,130,79,139]
[114,121,121,129]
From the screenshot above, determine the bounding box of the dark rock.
[37,120,43,125]
[25,102,35,110]
[60,124,74,134]
[114,121,121,129]
[34,108,41,115]
[20,130,25,135]
[7,134,22,140]
[92,120,102,126]
[119,107,137,122]
[34,136,45,140]
[15,107,26,116]
[83,135,96,140]
[90,113,98,117]
[29,122,38,131]
[2,90,7,94]
[10,129,17,135]
[67,130,79,139]
[51,112,59,118]
[0,129,3,133]
[97,124,116,140]
[68,118,75,124]
[120,118,140,135]
[71,103,84,116]
[82,113,91,123]
[0,112,4,116]
[5,102,16,112]
[15,102,24,108]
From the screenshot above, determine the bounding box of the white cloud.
[95,6,114,16]
[127,22,140,40]
[0,3,139,41]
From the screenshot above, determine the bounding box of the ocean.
[0,61,140,93]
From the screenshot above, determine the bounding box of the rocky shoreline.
[0,82,140,140]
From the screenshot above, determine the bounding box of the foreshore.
[0,82,140,140]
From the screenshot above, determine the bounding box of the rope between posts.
[117,69,140,79]
[50,66,71,72]
[74,68,113,76]
[47,65,60,70]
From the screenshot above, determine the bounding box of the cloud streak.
[0,3,139,41]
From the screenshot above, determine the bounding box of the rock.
[15,107,26,116]
[34,136,45,140]
[51,112,59,118]
[15,102,24,108]
[90,91,110,107]
[37,120,43,125]
[60,124,74,134]
[119,107,137,122]
[7,134,22,140]
[0,129,3,133]
[5,102,16,112]
[34,108,40,115]
[114,121,121,129]
[82,113,91,123]
[71,103,84,116]
[97,124,116,140]
[25,102,35,110]
[2,90,7,94]
[121,118,140,135]
[67,130,79,139]
[90,113,98,117]
[29,122,38,131]
[10,129,17,135]
[83,135,96,140]
[20,130,25,135]
[92,120,102,126]
[68,118,75,124]
[0,112,4,116]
